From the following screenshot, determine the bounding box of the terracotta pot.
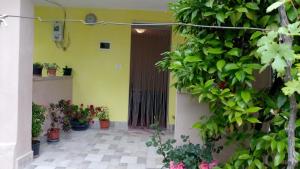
[47,68,57,76]
[47,128,60,142]
[100,120,110,129]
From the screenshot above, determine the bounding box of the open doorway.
[128,25,171,129]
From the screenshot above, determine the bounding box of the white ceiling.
[33,0,173,11]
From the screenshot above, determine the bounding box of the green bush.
[146,124,216,169]
[32,103,46,138]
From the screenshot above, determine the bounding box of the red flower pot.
[47,128,60,142]
[47,68,57,76]
[99,120,110,129]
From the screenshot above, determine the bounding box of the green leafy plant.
[157,0,300,168]
[255,3,300,168]
[70,104,95,125]
[32,103,46,138]
[33,62,43,69]
[44,63,59,70]
[95,107,109,121]
[146,123,215,169]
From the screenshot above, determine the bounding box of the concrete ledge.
[33,76,72,81]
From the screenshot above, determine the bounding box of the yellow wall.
[34,6,179,124]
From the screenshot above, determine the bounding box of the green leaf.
[271,55,286,73]
[274,152,285,166]
[225,41,233,48]
[277,141,285,153]
[271,140,277,151]
[236,116,243,126]
[254,159,263,169]
[262,135,272,141]
[170,61,182,69]
[216,12,225,23]
[246,107,262,113]
[203,11,215,17]
[267,0,287,13]
[250,31,262,40]
[205,0,214,8]
[236,7,248,13]
[247,117,261,123]
[246,2,259,10]
[207,47,225,54]
[246,11,257,21]
[235,71,245,81]
[287,8,298,21]
[184,56,201,63]
[227,48,240,57]
[276,94,287,108]
[225,63,239,71]
[241,91,251,102]
[191,9,199,21]
[217,60,226,71]
[282,80,300,96]
[258,15,270,27]
[238,154,250,159]
[296,119,300,127]
[230,12,242,26]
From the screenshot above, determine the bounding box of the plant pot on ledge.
[44,63,59,77]
[47,68,57,76]
[100,120,110,129]
[33,63,43,76]
[47,128,60,142]
[63,66,72,76]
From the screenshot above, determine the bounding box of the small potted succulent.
[63,66,72,76]
[32,103,46,157]
[70,104,95,131]
[33,62,43,76]
[96,107,109,129]
[44,63,59,76]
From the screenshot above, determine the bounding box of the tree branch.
[278,5,297,169]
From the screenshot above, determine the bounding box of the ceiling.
[33,0,173,11]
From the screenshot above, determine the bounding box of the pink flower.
[199,160,218,169]
[170,161,185,169]
[209,160,218,168]
[199,162,209,169]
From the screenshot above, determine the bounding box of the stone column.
[0,0,33,168]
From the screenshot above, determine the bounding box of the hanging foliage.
[157,0,300,168]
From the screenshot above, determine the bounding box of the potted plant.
[47,101,72,142]
[96,107,109,129]
[47,103,63,142]
[57,100,72,132]
[44,63,59,76]
[33,62,43,76]
[32,103,46,157]
[69,104,95,131]
[63,66,72,76]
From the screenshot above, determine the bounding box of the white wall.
[0,0,33,168]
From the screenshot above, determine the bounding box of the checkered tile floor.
[25,128,172,169]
